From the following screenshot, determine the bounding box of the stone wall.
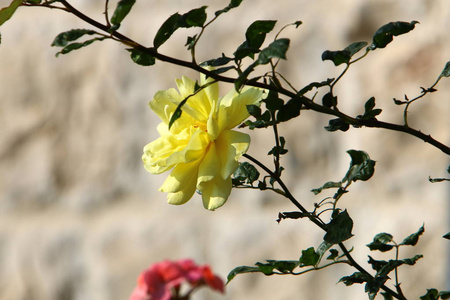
[0,0,448,299]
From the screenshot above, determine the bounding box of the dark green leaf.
[339,272,370,286]
[201,54,233,67]
[343,150,376,182]
[153,13,181,49]
[25,0,42,3]
[215,0,243,16]
[311,181,342,195]
[344,41,368,57]
[325,118,350,132]
[246,104,261,118]
[245,20,277,48]
[367,233,394,252]
[263,90,284,111]
[233,162,260,184]
[438,61,450,79]
[179,6,208,27]
[420,289,439,300]
[55,37,107,57]
[381,292,394,300]
[439,291,450,299]
[322,92,337,108]
[326,249,339,260]
[263,260,299,273]
[127,48,155,66]
[110,0,135,26]
[298,78,333,95]
[299,247,320,267]
[322,49,351,66]
[276,98,302,122]
[0,0,21,26]
[168,99,186,129]
[257,38,290,64]
[401,254,423,265]
[324,210,353,244]
[368,256,388,272]
[255,262,275,275]
[365,96,376,112]
[316,241,333,263]
[51,29,97,47]
[376,260,403,278]
[400,224,424,246]
[234,63,255,91]
[444,232,450,240]
[370,20,419,50]
[227,265,260,283]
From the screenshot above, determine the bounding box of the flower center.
[193,122,207,132]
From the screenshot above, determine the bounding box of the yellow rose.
[142,73,263,210]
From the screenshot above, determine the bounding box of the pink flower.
[129,259,224,300]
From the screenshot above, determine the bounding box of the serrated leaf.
[0,0,21,26]
[367,233,394,252]
[324,210,354,244]
[339,272,370,286]
[401,254,423,265]
[110,0,135,26]
[55,37,107,57]
[322,49,351,66]
[400,225,425,246]
[368,256,388,272]
[227,265,260,283]
[299,247,320,267]
[127,48,155,66]
[52,29,97,47]
[257,38,290,64]
[377,260,403,278]
[370,20,419,50]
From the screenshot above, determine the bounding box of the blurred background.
[0,0,449,299]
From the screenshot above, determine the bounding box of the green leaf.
[342,150,376,182]
[438,61,450,79]
[25,0,42,3]
[179,6,207,27]
[370,20,419,50]
[168,97,188,129]
[325,118,350,132]
[55,37,107,57]
[316,241,333,263]
[233,162,260,184]
[444,232,450,240]
[52,29,97,47]
[276,98,303,122]
[368,256,388,272]
[401,254,423,265]
[298,78,333,95]
[326,249,339,260]
[201,53,233,67]
[127,48,155,66]
[299,247,320,267]
[227,265,260,283]
[110,0,136,26]
[263,90,284,111]
[381,292,394,300]
[367,233,394,252]
[376,260,403,278]
[324,210,354,244]
[262,260,299,273]
[420,289,439,300]
[339,272,370,286]
[439,291,450,299]
[322,49,351,66]
[257,38,290,64]
[245,20,277,48]
[311,181,342,195]
[215,0,243,16]
[344,41,368,57]
[400,224,424,246]
[246,104,261,118]
[358,97,382,120]
[0,0,21,26]
[322,92,337,108]
[153,13,181,49]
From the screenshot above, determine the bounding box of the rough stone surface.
[0,1,449,300]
